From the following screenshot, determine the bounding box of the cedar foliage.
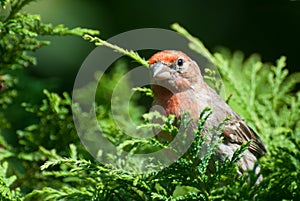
[0,1,299,200]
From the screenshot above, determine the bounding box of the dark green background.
[25,0,300,91]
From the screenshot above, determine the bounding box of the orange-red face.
[149,50,202,93]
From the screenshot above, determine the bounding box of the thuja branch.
[171,23,217,66]
[83,34,149,67]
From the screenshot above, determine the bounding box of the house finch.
[149,50,267,180]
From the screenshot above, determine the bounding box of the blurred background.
[24,0,300,92]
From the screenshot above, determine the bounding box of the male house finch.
[149,50,267,179]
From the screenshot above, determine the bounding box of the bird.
[148,50,267,180]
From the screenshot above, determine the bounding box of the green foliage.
[172,24,300,200]
[0,162,22,201]
[0,1,299,200]
[0,0,98,108]
[83,34,148,67]
[22,108,250,201]
[0,1,98,200]
[18,90,79,154]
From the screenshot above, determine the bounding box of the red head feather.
[148,50,191,65]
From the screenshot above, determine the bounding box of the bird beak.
[150,62,172,81]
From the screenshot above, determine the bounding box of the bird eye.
[177,58,183,66]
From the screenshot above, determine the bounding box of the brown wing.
[222,119,267,158]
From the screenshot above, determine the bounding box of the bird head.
[149,50,203,93]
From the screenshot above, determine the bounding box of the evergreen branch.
[7,0,35,20]
[171,23,216,66]
[83,34,149,67]
[132,87,153,97]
